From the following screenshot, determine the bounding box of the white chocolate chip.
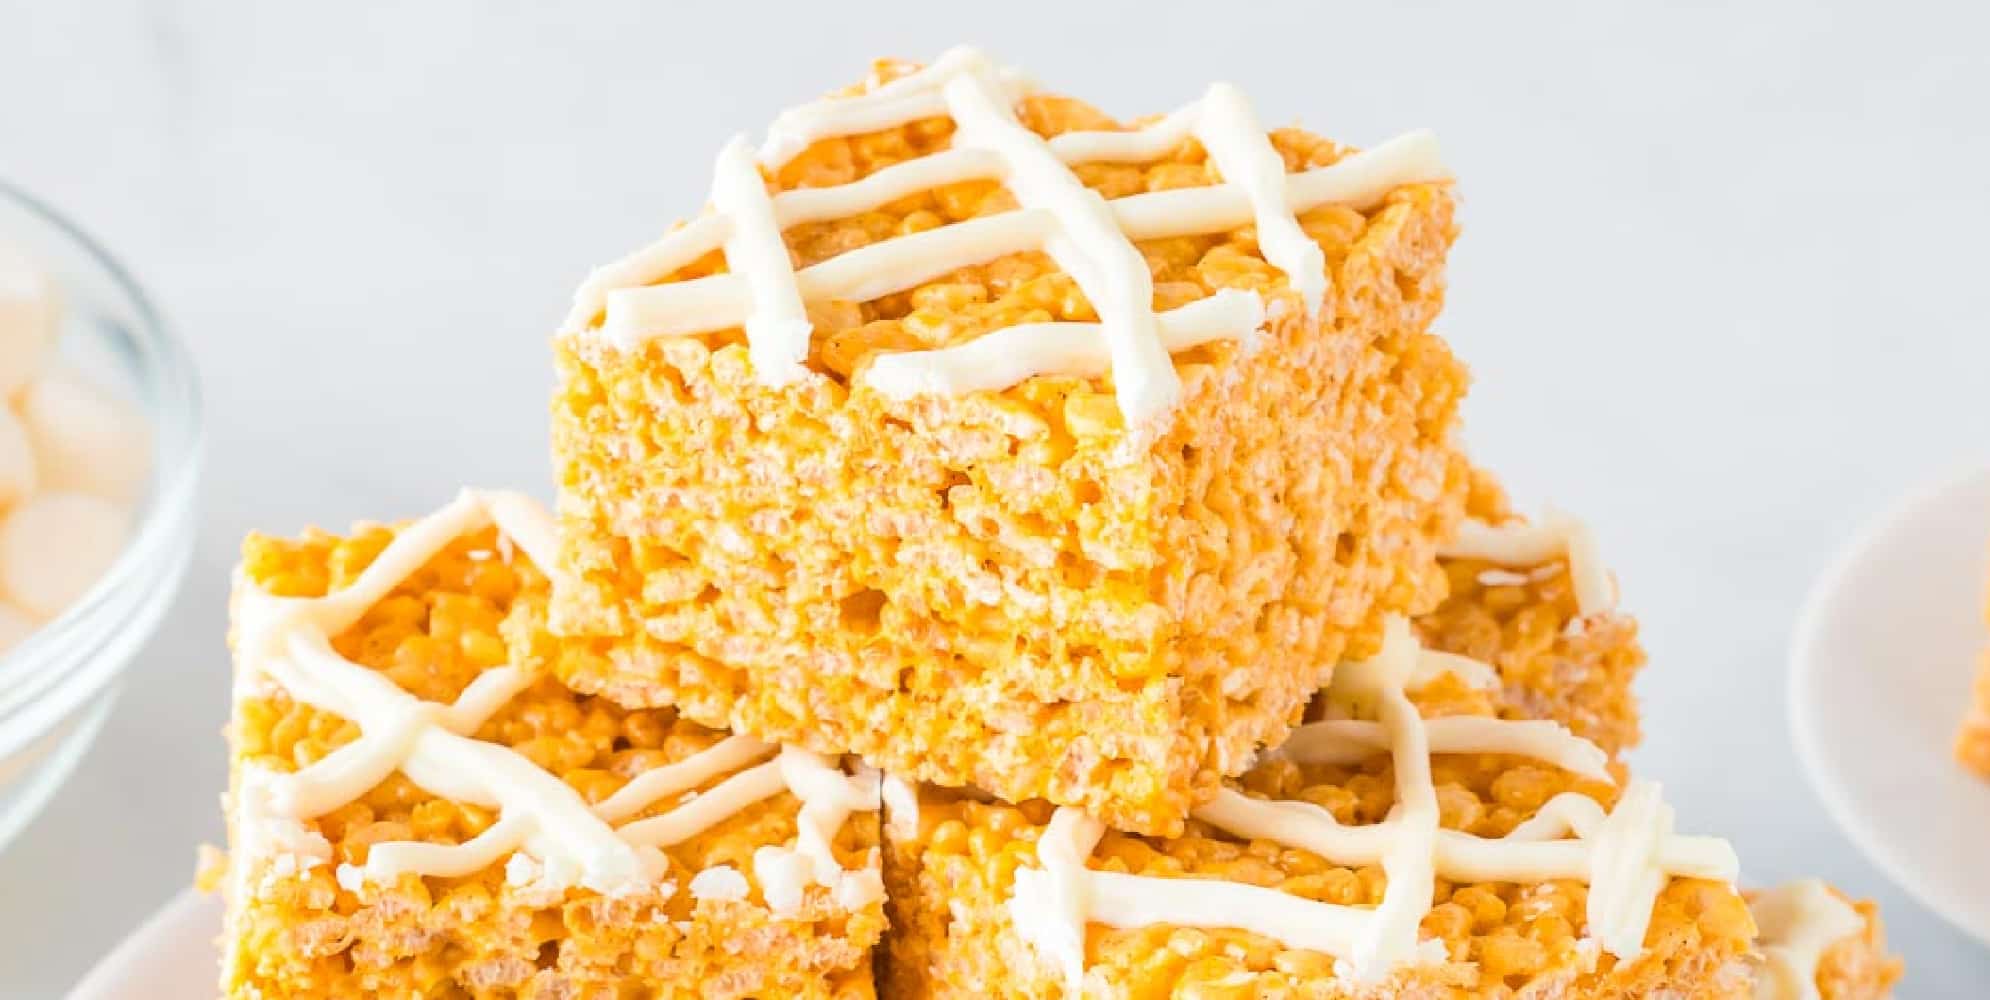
[0,407,37,508]
[687,864,749,903]
[0,242,58,397]
[0,491,129,617]
[18,370,150,503]
[753,846,808,916]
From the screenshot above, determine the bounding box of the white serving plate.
[1791,463,1990,947]
[66,888,218,1000]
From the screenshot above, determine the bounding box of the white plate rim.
[65,886,218,1000]
[1789,460,1990,947]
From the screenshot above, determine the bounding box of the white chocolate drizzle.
[864,289,1264,401]
[759,48,1034,170]
[756,751,886,913]
[1750,879,1863,1000]
[1404,646,1501,692]
[1007,618,1737,989]
[1007,807,1105,987]
[564,46,1451,425]
[226,489,879,909]
[1192,82,1327,315]
[1275,717,1611,783]
[709,136,812,385]
[1442,509,1615,618]
[880,771,921,840]
[940,65,1178,421]
[1342,618,1442,974]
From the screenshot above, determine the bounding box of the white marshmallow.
[0,601,37,655]
[0,406,36,509]
[17,370,150,504]
[0,242,59,397]
[0,491,129,618]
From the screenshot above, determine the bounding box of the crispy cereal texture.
[1420,470,1645,759]
[218,523,882,1000]
[1812,895,1903,1000]
[878,544,1751,999]
[551,58,1471,836]
[1956,548,1990,777]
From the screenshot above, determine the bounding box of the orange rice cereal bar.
[887,497,1711,998]
[1429,490,1902,1000]
[1955,547,1990,776]
[880,615,1752,999]
[550,46,1470,835]
[880,495,1904,998]
[215,490,885,999]
[1748,880,1902,1000]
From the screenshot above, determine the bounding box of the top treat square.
[550,48,1471,834]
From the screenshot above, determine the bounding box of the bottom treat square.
[215,491,884,999]
[881,501,1898,999]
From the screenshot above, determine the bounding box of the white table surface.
[2,1,1987,995]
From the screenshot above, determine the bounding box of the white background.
[3,1,1988,995]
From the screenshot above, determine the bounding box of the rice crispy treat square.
[213,493,885,1000]
[550,51,1470,836]
[1955,544,1990,777]
[880,494,1900,999]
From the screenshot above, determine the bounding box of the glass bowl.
[0,181,201,852]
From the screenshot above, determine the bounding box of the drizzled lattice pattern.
[1007,520,1737,989]
[228,490,880,910]
[562,46,1450,425]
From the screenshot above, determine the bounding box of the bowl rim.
[0,179,204,694]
